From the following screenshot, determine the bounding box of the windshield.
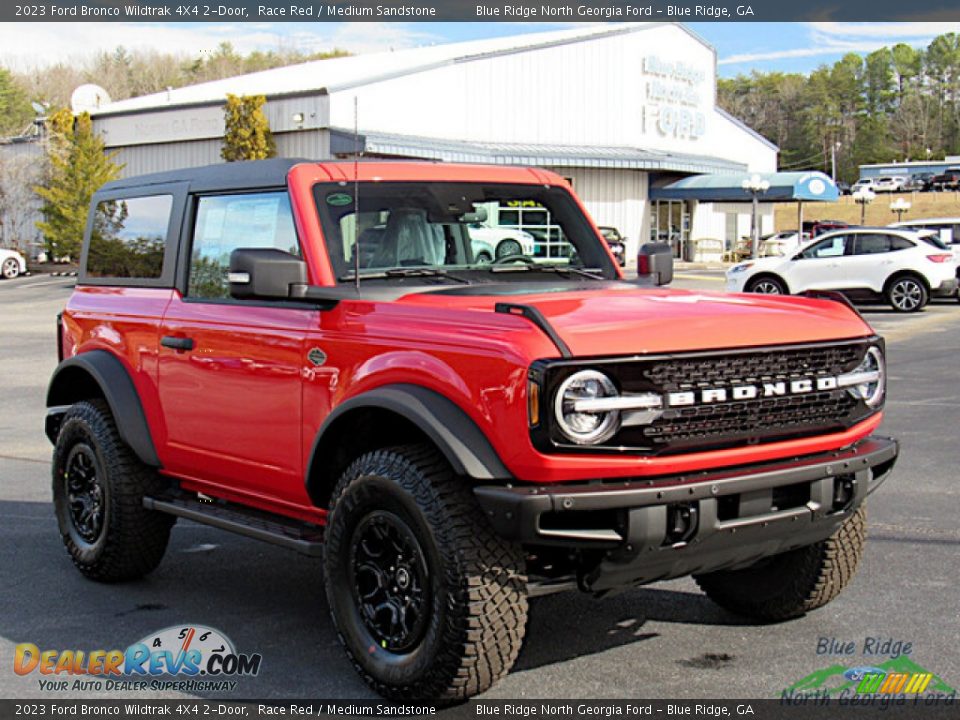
[313,182,617,284]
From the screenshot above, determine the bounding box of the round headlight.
[848,346,885,408]
[554,370,620,445]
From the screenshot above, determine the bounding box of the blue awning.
[650,171,839,202]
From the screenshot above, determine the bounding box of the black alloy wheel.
[64,444,106,545]
[349,510,430,653]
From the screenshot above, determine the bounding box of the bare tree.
[0,148,45,253]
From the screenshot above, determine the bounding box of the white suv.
[0,248,27,279]
[874,176,908,193]
[726,228,958,312]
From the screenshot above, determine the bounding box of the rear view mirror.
[229,248,307,300]
[637,242,673,285]
[460,206,489,224]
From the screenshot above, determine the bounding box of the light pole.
[890,197,911,223]
[852,187,875,225]
[741,174,770,258]
[831,141,842,181]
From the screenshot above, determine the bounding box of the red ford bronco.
[46,159,897,700]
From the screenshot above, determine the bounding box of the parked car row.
[728,226,959,312]
[848,168,960,194]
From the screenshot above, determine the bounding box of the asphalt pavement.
[1,272,958,702]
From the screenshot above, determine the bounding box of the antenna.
[353,96,361,294]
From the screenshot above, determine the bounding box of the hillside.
[775,192,960,230]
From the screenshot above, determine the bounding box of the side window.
[87,195,172,279]
[854,234,894,255]
[888,236,915,251]
[188,192,299,300]
[801,235,847,259]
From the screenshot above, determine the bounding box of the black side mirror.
[229,248,307,300]
[637,242,673,285]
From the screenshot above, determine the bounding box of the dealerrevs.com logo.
[14,625,261,693]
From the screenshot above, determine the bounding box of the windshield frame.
[312,180,619,285]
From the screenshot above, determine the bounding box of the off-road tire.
[324,444,528,702]
[695,506,866,622]
[52,399,173,581]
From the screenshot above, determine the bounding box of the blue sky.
[3,21,960,76]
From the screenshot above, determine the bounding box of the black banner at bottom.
[1,699,959,720]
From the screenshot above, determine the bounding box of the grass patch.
[775,191,960,230]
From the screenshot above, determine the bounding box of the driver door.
[157,191,315,506]
[786,234,852,291]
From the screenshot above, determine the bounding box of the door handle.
[161,336,195,351]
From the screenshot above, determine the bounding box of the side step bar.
[143,495,324,557]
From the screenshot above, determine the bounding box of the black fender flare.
[306,384,511,505]
[46,350,161,467]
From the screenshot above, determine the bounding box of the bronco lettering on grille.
[666,375,841,407]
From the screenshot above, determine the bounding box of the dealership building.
[87,23,784,263]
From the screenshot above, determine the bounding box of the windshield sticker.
[326,193,353,207]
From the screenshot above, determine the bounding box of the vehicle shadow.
[0,499,756,699]
[0,499,371,699]
[515,585,756,672]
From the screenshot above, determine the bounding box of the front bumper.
[474,436,898,592]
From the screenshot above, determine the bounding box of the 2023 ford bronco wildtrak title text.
[46,159,898,701]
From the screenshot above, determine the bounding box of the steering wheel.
[491,254,535,266]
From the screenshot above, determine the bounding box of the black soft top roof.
[98,158,309,194]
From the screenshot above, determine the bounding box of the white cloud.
[808,22,960,39]
[718,22,957,67]
[0,21,439,71]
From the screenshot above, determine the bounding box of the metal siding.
[108,131,331,178]
[326,25,768,169]
[551,168,648,265]
[265,95,329,134]
[111,140,223,177]
[275,130,330,159]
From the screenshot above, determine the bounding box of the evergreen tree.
[34,109,122,260]
[221,94,276,162]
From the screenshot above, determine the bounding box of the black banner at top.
[6,0,960,22]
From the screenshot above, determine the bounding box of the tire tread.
[324,444,527,701]
[695,507,866,622]
[53,399,172,582]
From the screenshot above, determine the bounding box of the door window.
[853,234,905,255]
[87,195,173,279]
[188,192,300,299]
[800,235,847,259]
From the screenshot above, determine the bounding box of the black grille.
[535,339,879,455]
[641,343,865,391]
[641,392,860,453]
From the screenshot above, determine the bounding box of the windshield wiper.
[488,264,606,280]
[339,267,471,284]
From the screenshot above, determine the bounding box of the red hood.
[397,285,874,356]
